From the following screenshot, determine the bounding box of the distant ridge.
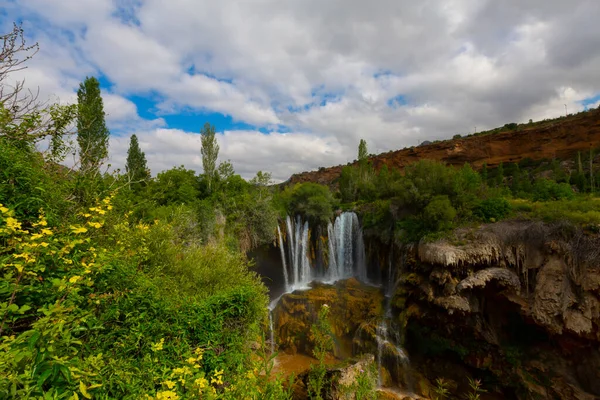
[287,108,600,186]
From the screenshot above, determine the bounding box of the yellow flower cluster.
[154,390,178,400]
[211,369,224,386]
[151,338,165,352]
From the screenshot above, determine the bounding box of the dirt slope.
[288,108,600,186]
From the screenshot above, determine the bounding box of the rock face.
[397,221,600,399]
[272,278,384,357]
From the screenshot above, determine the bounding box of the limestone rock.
[456,267,521,293]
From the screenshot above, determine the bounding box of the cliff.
[400,221,600,399]
[287,108,600,186]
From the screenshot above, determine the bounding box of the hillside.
[288,108,600,186]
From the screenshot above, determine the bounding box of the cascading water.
[276,211,367,292]
[269,310,275,354]
[277,225,289,292]
[376,249,412,392]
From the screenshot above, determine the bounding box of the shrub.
[423,195,456,231]
[280,182,335,224]
[0,138,71,223]
[532,179,574,201]
[475,197,512,222]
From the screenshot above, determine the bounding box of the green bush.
[475,197,512,222]
[0,138,71,223]
[532,179,574,201]
[280,182,336,224]
[423,195,456,231]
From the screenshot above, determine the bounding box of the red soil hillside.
[287,108,600,186]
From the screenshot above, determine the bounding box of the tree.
[125,134,150,188]
[0,23,39,126]
[200,122,219,192]
[0,24,76,152]
[77,76,109,175]
[358,139,368,161]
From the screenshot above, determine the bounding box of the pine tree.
[200,122,219,192]
[125,134,150,189]
[77,76,109,175]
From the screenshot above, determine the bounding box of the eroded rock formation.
[401,221,600,399]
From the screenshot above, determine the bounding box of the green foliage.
[358,139,368,161]
[464,377,487,400]
[475,197,512,222]
[308,305,333,400]
[125,134,150,189]
[200,122,219,193]
[532,179,574,202]
[510,196,600,226]
[77,76,109,176]
[423,195,456,231]
[338,360,377,400]
[150,166,200,206]
[0,137,71,223]
[432,378,451,400]
[280,183,335,224]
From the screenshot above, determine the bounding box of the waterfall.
[376,247,412,392]
[277,225,289,292]
[300,221,311,285]
[275,211,367,292]
[355,225,367,282]
[269,310,275,354]
[327,221,339,281]
[294,216,301,286]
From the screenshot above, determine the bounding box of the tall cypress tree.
[200,122,219,192]
[77,76,109,176]
[126,134,150,188]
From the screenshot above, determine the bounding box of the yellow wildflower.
[41,228,53,235]
[96,209,106,215]
[87,222,103,229]
[107,205,113,210]
[194,377,208,389]
[40,242,49,247]
[30,233,43,240]
[155,390,178,400]
[71,226,88,234]
[6,217,21,231]
[210,369,224,385]
[69,276,82,283]
[0,204,8,214]
[102,198,111,205]
[163,380,176,389]
[83,213,92,218]
[186,357,196,364]
[151,338,165,352]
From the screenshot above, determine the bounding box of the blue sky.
[3,0,600,180]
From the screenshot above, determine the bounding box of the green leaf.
[80,381,92,399]
[37,369,52,387]
[18,304,31,314]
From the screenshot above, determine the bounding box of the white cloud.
[3,0,600,180]
[109,128,343,182]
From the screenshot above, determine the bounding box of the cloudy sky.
[2,0,600,181]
